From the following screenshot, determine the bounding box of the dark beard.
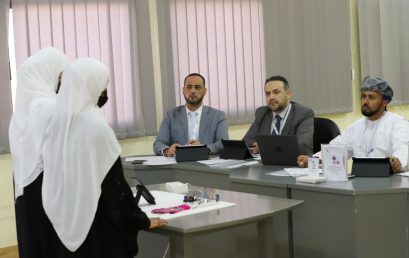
[361,109,376,117]
[361,105,381,117]
[185,95,204,106]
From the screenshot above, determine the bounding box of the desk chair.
[313,117,340,153]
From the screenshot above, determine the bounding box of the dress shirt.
[271,103,292,135]
[318,111,409,170]
[186,105,203,140]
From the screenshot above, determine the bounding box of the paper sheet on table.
[252,154,261,161]
[284,168,314,177]
[197,158,235,165]
[125,156,176,165]
[209,160,248,169]
[268,168,312,177]
[267,170,292,177]
[198,158,259,168]
[125,156,158,162]
[138,191,236,220]
[227,160,259,169]
[396,171,409,177]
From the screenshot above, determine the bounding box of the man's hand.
[163,143,181,157]
[297,155,309,168]
[187,139,201,145]
[249,142,259,154]
[149,218,168,229]
[389,156,402,173]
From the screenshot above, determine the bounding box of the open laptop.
[256,135,300,166]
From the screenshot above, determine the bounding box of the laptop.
[256,135,300,166]
[220,139,253,160]
[351,157,392,177]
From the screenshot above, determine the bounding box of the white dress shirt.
[329,111,409,170]
[186,105,203,140]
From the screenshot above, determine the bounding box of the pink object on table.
[152,204,191,214]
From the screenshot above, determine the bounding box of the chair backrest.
[313,118,341,153]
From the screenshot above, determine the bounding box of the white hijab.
[9,47,68,198]
[42,58,121,252]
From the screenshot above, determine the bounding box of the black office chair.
[313,117,341,153]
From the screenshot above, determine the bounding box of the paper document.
[252,154,261,160]
[227,160,259,169]
[144,157,176,166]
[268,168,321,177]
[397,171,409,177]
[125,156,154,162]
[283,168,310,177]
[138,191,236,220]
[267,170,292,177]
[197,158,235,165]
[322,144,348,181]
[198,158,258,168]
[210,160,247,169]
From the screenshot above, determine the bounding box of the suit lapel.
[264,110,274,135]
[178,106,189,142]
[281,106,294,136]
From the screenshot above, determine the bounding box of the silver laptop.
[256,135,300,166]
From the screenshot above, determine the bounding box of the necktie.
[275,115,282,135]
[189,111,197,139]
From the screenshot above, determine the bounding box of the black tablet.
[220,139,253,160]
[175,145,209,162]
[351,157,392,177]
[132,176,156,205]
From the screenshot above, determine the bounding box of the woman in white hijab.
[8,47,68,258]
[42,58,166,257]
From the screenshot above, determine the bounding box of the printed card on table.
[322,144,348,181]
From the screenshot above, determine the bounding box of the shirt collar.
[185,105,203,117]
[365,111,386,128]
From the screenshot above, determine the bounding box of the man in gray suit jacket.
[243,75,314,155]
[154,73,229,156]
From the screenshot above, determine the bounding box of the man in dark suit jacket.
[243,75,314,155]
[154,73,229,156]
